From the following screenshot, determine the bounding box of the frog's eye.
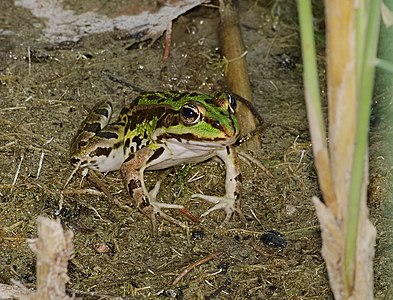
[180,104,201,125]
[227,94,236,113]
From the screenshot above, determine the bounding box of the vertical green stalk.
[344,0,381,290]
[296,0,323,130]
[355,0,366,87]
[297,0,337,210]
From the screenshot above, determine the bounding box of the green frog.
[70,91,244,230]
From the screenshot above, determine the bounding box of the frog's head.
[150,92,240,146]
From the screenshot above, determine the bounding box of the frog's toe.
[154,209,186,229]
[192,194,244,225]
[148,181,161,200]
[151,201,186,226]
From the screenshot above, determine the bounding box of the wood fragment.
[28,217,74,300]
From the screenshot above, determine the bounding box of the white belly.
[146,138,224,170]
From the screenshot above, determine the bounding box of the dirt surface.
[0,0,391,299]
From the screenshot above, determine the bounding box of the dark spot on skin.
[147,147,165,163]
[138,92,166,103]
[113,141,122,149]
[70,157,80,165]
[94,108,110,118]
[110,121,126,127]
[139,196,150,209]
[226,146,230,155]
[171,92,189,102]
[90,160,97,164]
[95,131,118,139]
[221,110,229,117]
[132,135,143,148]
[78,140,88,148]
[124,138,130,148]
[205,117,226,134]
[120,107,129,116]
[124,138,131,155]
[128,179,141,191]
[89,147,112,157]
[162,113,179,127]
[124,153,135,163]
[84,122,102,133]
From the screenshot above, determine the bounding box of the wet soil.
[0,0,391,299]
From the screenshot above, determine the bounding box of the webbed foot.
[191,193,246,225]
[140,182,185,231]
[142,182,198,231]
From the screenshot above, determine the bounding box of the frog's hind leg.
[192,147,246,225]
[120,147,187,231]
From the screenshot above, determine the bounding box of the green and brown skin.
[70,91,244,230]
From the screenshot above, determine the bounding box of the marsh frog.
[70,91,244,229]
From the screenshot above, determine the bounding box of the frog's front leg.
[120,147,185,231]
[192,146,245,225]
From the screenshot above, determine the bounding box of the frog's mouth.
[152,130,239,147]
[158,136,237,151]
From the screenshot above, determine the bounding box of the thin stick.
[27,46,31,75]
[12,154,24,186]
[172,252,222,285]
[162,21,172,64]
[35,151,45,178]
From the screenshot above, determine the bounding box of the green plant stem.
[297,0,322,115]
[344,0,381,291]
[355,0,366,87]
[297,0,335,209]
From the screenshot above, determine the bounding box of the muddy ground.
[0,0,391,299]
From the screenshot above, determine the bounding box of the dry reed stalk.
[219,0,260,150]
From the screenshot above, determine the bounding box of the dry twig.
[172,252,222,285]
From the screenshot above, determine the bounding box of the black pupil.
[183,106,198,120]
